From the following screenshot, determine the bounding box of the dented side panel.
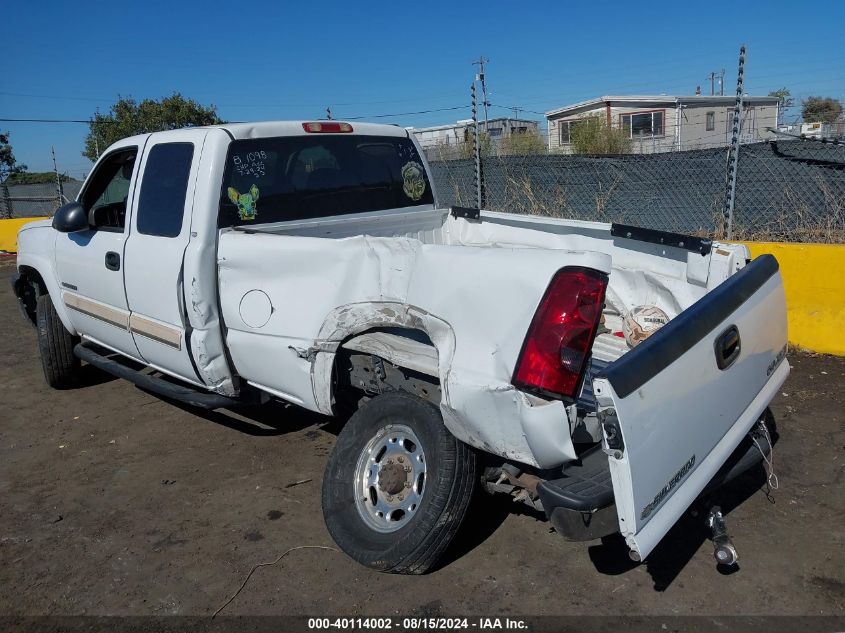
[217,228,612,468]
[181,129,239,395]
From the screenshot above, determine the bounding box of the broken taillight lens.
[512,267,608,399]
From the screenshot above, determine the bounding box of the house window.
[726,107,756,137]
[488,128,503,137]
[706,111,715,131]
[620,111,664,138]
[558,120,581,144]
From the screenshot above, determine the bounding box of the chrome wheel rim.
[353,424,426,533]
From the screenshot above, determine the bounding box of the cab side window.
[80,148,137,231]
[137,143,195,238]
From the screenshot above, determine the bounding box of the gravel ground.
[0,265,843,619]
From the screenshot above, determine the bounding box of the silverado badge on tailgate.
[640,454,696,520]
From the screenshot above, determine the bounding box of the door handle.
[714,325,741,370]
[105,251,121,271]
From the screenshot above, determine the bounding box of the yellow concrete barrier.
[0,217,50,253]
[743,242,845,356]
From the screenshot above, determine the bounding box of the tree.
[768,88,792,125]
[0,131,27,183]
[801,96,843,124]
[459,131,492,159]
[6,171,73,186]
[569,116,631,155]
[83,93,225,161]
[501,130,546,155]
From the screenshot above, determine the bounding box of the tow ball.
[707,506,738,567]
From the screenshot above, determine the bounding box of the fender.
[310,301,456,417]
[16,251,77,336]
[311,300,576,469]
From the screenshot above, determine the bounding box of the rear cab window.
[218,134,433,227]
[137,143,195,238]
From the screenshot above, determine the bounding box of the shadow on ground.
[588,464,772,591]
[122,375,784,591]
[163,399,330,437]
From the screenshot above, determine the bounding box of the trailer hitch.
[707,506,738,567]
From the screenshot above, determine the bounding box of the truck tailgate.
[592,254,789,560]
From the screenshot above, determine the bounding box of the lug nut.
[398,494,404,501]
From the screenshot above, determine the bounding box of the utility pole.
[326,106,333,120]
[51,146,64,204]
[93,108,101,159]
[472,56,490,132]
[707,69,726,96]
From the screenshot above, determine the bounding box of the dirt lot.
[1,264,843,618]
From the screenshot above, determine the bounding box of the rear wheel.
[322,391,476,574]
[36,293,80,389]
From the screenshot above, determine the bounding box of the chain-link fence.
[0,181,83,219]
[426,139,845,243]
[3,140,843,243]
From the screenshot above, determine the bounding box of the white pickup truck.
[13,120,789,574]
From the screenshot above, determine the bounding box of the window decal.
[401,161,426,201]
[232,151,267,178]
[228,184,259,221]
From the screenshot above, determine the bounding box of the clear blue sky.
[3,0,844,178]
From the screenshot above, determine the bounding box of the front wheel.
[321,391,476,574]
[36,293,80,389]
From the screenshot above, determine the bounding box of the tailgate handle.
[715,325,741,370]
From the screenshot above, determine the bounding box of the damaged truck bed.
[13,120,789,573]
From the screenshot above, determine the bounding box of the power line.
[343,105,467,120]
[489,63,845,112]
[0,105,469,126]
[490,104,546,116]
[0,117,89,123]
[0,90,469,110]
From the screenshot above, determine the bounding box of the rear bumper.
[542,411,775,541]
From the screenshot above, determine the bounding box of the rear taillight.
[302,121,353,133]
[512,267,608,399]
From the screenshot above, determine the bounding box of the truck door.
[54,141,143,359]
[122,131,207,384]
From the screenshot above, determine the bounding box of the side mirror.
[52,202,90,233]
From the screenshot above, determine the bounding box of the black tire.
[36,293,80,389]
[322,391,476,574]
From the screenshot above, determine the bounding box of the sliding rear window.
[218,134,433,227]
